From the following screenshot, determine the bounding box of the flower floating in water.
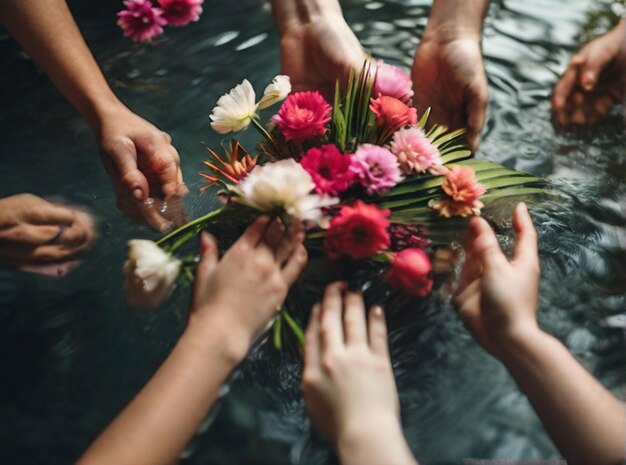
[370,95,417,131]
[390,127,444,175]
[272,91,332,143]
[431,165,486,217]
[300,145,356,196]
[235,159,338,227]
[386,247,433,297]
[325,201,391,261]
[124,239,181,309]
[351,144,403,195]
[373,62,414,104]
[157,0,203,26]
[117,0,167,42]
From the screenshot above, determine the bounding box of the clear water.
[0,0,625,464]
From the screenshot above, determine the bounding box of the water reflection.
[0,0,624,463]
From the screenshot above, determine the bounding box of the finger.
[552,65,579,119]
[195,231,219,284]
[512,203,539,271]
[162,131,173,144]
[261,218,286,255]
[465,85,488,151]
[343,291,368,347]
[240,216,272,248]
[458,218,484,289]
[578,52,610,92]
[276,221,304,264]
[453,277,481,318]
[128,198,175,233]
[103,138,149,201]
[150,148,182,198]
[0,224,64,247]
[470,218,509,270]
[281,244,308,285]
[303,303,322,371]
[25,203,75,226]
[320,282,346,352]
[368,305,389,357]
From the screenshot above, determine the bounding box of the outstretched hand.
[187,217,307,357]
[279,12,367,98]
[552,19,626,127]
[453,203,540,359]
[97,104,188,232]
[412,36,488,152]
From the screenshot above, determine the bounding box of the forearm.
[500,329,626,465]
[270,0,342,36]
[337,417,418,465]
[423,0,490,42]
[0,0,121,130]
[77,320,247,465]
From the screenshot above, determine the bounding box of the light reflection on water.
[0,0,624,464]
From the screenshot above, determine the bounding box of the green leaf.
[418,107,431,129]
[282,309,305,347]
[273,314,283,350]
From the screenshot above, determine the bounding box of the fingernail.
[373,305,384,317]
[132,188,144,200]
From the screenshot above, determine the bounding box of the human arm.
[270,0,367,97]
[77,217,308,465]
[301,283,418,465]
[0,0,186,231]
[411,0,490,151]
[552,18,626,126]
[454,202,626,465]
[0,193,95,269]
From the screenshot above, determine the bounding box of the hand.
[301,283,399,442]
[453,202,540,359]
[412,35,488,151]
[0,193,95,269]
[279,12,367,97]
[552,19,626,127]
[187,216,307,358]
[97,103,188,232]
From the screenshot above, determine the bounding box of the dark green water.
[0,1,624,464]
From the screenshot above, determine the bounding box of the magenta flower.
[373,62,414,104]
[300,145,357,196]
[117,0,167,42]
[272,91,332,143]
[351,144,403,195]
[390,127,444,175]
[158,0,203,26]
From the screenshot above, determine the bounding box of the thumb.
[578,52,610,92]
[102,137,149,201]
[195,232,219,284]
[470,217,509,271]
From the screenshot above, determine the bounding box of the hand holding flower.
[186,216,308,359]
[453,202,540,359]
[301,283,417,465]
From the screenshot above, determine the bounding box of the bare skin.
[454,203,626,465]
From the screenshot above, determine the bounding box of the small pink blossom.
[386,248,433,297]
[300,145,357,196]
[373,62,414,104]
[117,0,167,42]
[351,144,403,195]
[157,0,203,26]
[431,165,486,217]
[272,91,332,143]
[390,127,443,175]
[369,95,418,131]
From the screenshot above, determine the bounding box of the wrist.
[83,93,127,134]
[273,0,343,36]
[494,322,549,364]
[422,23,482,46]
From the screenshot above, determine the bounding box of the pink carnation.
[386,248,433,297]
[272,91,332,143]
[373,62,414,104]
[431,165,487,217]
[300,145,356,196]
[351,144,403,195]
[117,0,167,42]
[390,127,444,175]
[157,0,203,26]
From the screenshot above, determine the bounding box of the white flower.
[256,75,291,110]
[210,79,257,134]
[124,240,182,309]
[236,159,338,227]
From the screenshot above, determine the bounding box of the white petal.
[257,75,291,110]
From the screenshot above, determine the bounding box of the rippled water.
[0,0,625,464]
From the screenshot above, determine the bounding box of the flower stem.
[251,117,277,148]
[157,205,227,253]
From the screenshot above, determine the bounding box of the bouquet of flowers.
[124,61,547,346]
